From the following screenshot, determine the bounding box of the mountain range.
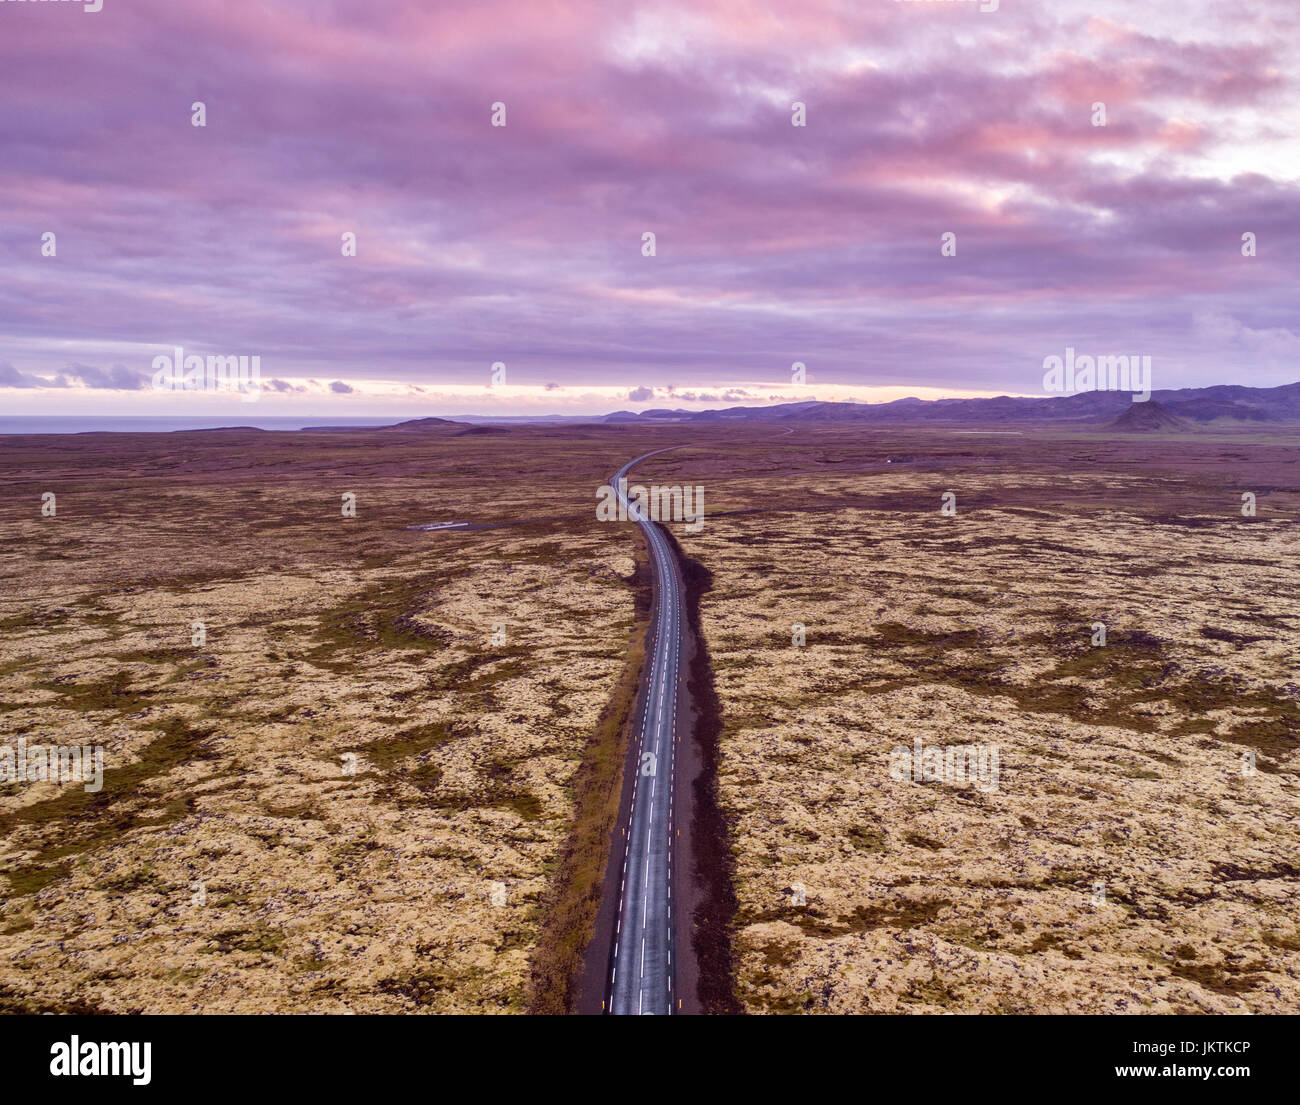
[602,381,1300,427]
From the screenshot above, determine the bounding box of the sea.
[0,417,404,435]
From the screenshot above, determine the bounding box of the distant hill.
[1106,400,1189,432]
[381,417,465,431]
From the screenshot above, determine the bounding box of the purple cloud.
[0,0,1297,410]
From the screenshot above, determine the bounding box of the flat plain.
[1,422,1296,1013]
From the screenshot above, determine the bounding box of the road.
[605,448,688,1015]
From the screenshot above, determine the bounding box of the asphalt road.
[606,449,687,1016]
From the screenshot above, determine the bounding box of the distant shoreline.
[0,416,404,435]
[0,415,605,434]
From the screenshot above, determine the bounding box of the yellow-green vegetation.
[0,427,643,1013]
[3,422,1297,1015]
[677,457,1300,1014]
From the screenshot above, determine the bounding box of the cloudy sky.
[2,0,1298,417]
